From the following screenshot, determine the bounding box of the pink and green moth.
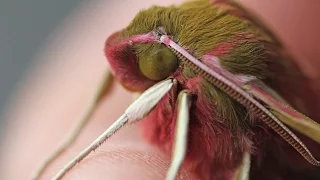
[33,0,320,179]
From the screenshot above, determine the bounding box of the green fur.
[202,80,250,129]
[122,0,278,129]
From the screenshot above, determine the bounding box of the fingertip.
[63,146,197,180]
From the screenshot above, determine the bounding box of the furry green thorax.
[123,0,276,79]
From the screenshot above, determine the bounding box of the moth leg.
[166,90,191,180]
[235,152,251,180]
[52,79,175,180]
[32,71,113,180]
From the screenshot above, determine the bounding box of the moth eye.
[138,46,178,81]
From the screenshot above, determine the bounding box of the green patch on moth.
[220,39,273,79]
[182,66,197,79]
[123,0,275,78]
[202,80,250,130]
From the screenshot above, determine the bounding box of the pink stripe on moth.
[160,35,171,45]
[206,41,236,56]
[129,33,157,44]
[247,85,305,120]
[205,33,256,56]
[201,55,255,85]
[159,35,311,157]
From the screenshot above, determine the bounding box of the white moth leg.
[166,90,191,180]
[52,78,176,180]
[32,71,113,180]
[235,152,251,180]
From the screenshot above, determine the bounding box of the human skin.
[0,0,319,180]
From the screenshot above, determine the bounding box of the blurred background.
[0,0,85,135]
[0,1,187,179]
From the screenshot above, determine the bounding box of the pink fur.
[205,33,254,56]
[105,32,157,91]
[129,33,157,44]
[140,70,252,180]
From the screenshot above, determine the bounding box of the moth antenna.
[52,79,175,180]
[235,152,251,180]
[158,34,320,166]
[32,70,113,180]
[166,90,191,180]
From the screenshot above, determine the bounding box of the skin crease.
[0,0,319,180]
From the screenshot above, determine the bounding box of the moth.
[33,0,320,179]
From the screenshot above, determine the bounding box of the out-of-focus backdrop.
[0,0,84,130]
[0,1,187,179]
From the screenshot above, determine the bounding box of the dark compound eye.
[138,46,178,81]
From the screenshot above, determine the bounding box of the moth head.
[105,27,179,92]
[105,2,280,92]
